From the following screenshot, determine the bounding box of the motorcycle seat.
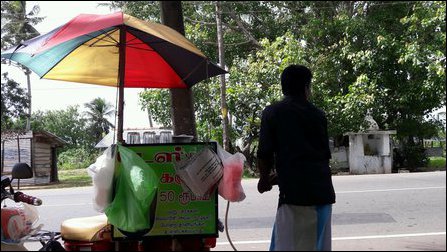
[61,214,110,242]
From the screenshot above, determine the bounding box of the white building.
[343,114,397,174]
[344,130,397,174]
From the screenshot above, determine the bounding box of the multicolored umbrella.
[1,12,226,141]
[2,11,225,88]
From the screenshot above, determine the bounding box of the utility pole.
[160,1,197,140]
[25,68,31,131]
[215,1,230,151]
[144,88,154,128]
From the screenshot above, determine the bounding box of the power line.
[1,1,421,30]
[182,1,416,7]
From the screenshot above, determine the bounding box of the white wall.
[348,132,394,174]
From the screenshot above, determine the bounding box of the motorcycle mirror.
[1,176,11,189]
[12,163,33,179]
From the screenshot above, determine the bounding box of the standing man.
[257,64,336,251]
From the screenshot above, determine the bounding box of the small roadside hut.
[344,114,396,174]
[1,130,66,185]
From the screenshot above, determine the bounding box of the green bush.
[428,157,446,169]
[58,147,100,170]
[243,166,256,178]
[402,144,429,171]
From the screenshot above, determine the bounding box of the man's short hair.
[280,64,312,96]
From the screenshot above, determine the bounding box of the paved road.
[20,171,446,251]
[215,171,446,251]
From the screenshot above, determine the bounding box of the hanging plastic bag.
[174,145,223,197]
[104,145,158,234]
[87,145,116,212]
[217,144,246,202]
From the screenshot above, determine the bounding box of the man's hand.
[257,177,272,193]
[257,157,274,193]
[269,172,278,185]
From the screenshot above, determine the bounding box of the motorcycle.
[1,163,64,251]
[1,163,118,251]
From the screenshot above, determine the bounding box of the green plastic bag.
[104,145,158,234]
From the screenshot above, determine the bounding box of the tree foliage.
[1,1,44,130]
[31,106,94,149]
[84,97,115,144]
[122,1,446,169]
[1,72,29,130]
[0,1,43,50]
[30,1,446,170]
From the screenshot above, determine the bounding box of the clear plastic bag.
[216,144,246,202]
[174,145,223,197]
[87,145,116,212]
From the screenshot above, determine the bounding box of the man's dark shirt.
[257,96,336,206]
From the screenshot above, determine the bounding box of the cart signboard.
[112,142,218,239]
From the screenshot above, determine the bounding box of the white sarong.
[270,204,332,251]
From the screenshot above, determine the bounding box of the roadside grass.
[20,168,92,190]
[22,157,445,190]
[58,169,92,187]
[427,156,446,170]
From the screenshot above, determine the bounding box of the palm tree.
[1,1,44,130]
[84,98,116,144]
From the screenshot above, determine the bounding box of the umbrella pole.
[117,25,127,143]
